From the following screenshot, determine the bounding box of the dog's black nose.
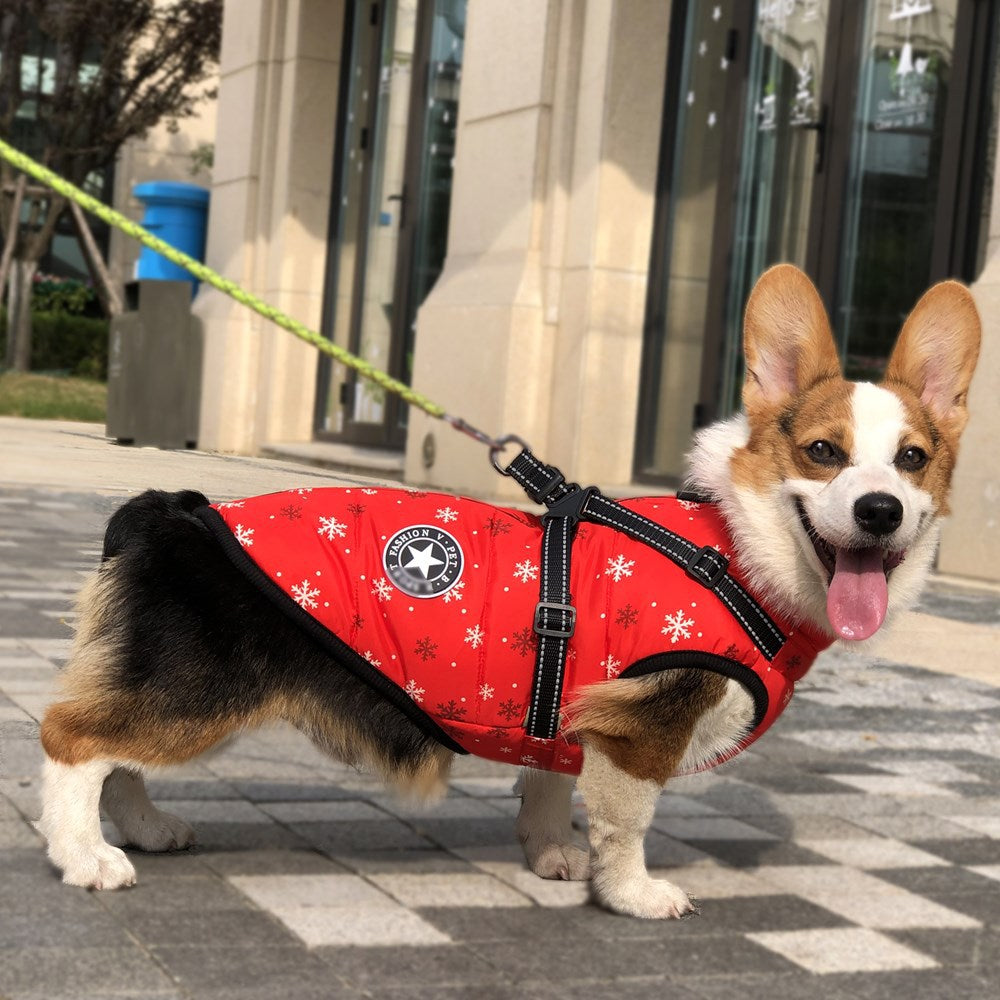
[854,492,903,536]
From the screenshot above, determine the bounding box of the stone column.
[197,0,343,453]
[937,108,1000,582]
[404,0,670,497]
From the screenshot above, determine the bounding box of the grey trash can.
[105,280,202,448]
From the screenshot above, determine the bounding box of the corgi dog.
[37,265,980,919]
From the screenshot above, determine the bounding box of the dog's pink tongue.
[827,547,887,641]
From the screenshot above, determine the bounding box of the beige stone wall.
[197,0,343,454]
[404,0,670,498]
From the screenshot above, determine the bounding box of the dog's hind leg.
[100,768,196,853]
[38,757,137,890]
[515,769,590,881]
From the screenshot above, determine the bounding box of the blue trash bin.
[133,181,210,296]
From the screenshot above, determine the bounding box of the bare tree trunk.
[5,258,36,372]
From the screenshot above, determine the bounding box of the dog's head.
[688,264,980,643]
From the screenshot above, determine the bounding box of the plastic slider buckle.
[542,485,597,525]
[684,545,729,589]
[533,469,566,505]
[533,601,577,639]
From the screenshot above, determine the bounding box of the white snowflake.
[435,506,459,524]
[464,624,485,649]
[293,488,314,496]
[317,515,347,540]
[479,683,495,701]
[521,754,538,766]
[403,679,425,703]
[362,649,382,668]
[602,654,622,679]
[233,523,254,547]
[216,500,245,510]
[442,580,465,603]
[361,488,379,495]
[678,499,702,511]
[512,559,539,583]
[371,577,393,602]
[291,579,320,610]
[499,746,513,754]
[559,756,574,766]
[605,555,635,583]
[661,608,695,644]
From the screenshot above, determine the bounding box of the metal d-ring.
[490,434,531,476]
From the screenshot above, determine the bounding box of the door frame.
[314,0,438,449]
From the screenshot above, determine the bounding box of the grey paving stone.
[0,946,174,997]
[869,865,999,896]
[181,819,312,851]
[368,984,574,1000]
[123,907,301,948]
[290,817,435,854]
[315,943,505,989]
[677,972,858,1000]
[908,838,1000,866]
[919,890,1000,925]
[687,839,832,868]
[333,847,482,875]
[200,847,352,877]
[231,779,360,801]
[888,926,1000,969]
[150,944,340,995]
[94,873,252,916]
[835,968,998,999]
[415,904,613,943]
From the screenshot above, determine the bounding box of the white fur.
[677,679,756,772]
[38,758,137,889]
[515,769,590,880]
[577,747,694,918]
[100,767,196,853]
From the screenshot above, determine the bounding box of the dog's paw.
[120,808,196,853]
[528,843,592,881]
[57,843,137,891]
[594,877,698,919]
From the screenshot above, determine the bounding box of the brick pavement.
[1,482,999,999]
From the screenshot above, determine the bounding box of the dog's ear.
[742,264,841,421]
[883,280,981,437]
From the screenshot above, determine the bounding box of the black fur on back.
[97,490,442,773]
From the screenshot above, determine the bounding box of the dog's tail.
[102,489,210,562]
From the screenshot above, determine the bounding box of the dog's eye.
[896,445,928,471]
[806,440,841,465]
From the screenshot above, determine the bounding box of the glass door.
[317,0,466,448]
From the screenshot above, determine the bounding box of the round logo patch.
[383,524,464,599]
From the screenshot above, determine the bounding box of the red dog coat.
[202,487,830,774]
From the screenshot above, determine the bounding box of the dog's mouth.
[795,499,906,642]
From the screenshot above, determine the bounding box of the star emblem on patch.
[382,524,464,598]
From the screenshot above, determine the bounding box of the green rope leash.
[0,137,453,421]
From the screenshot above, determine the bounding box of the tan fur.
[568,671,728,784]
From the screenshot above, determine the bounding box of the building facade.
[195,0,1000,582]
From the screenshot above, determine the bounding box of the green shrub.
[31,274,98,315]
[0,307,109,379]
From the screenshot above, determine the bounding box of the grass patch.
[0,372,107,422]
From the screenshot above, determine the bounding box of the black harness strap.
[504,448,787,739]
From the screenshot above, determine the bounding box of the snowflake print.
[415,636,438,661]
[479,683,495,701]
[464,625,486,649]
[362,649,382,668]
[351,614,365,630]
[234,523,254,548]
[371,577,393,602]
[510,627,537,657]
[602,654,623,679]
[403,679,425,703]
[484,516,512,536]
[488,726,507,739]
[293,488,314,496]
[317,515,347,541]
[280,504,302,520]
[521,754,538,766]
[347,503,366,517]
[513,559,539,583]
[788,655,802,670]
[678,498,702,511]
[499,746,513,754]
[435,506,459,524]
[291,579,320,610]
[407,489,429,499]
[605,555,635,582]
[442,580,465,603]
[723,642,740,659]
[437,699,467,720]
[615,603,639,629]
[216,500,244,510]
[361,488,378,495]
[661,608,695,644]
[498,699,524,722]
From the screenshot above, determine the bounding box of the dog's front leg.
[515,768,590,880]
[577,746,694,919]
